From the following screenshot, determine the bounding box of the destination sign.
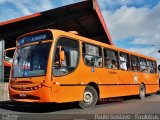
[17,31,53,46]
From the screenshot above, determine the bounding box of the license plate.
[19,93,27,97]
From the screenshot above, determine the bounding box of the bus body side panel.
[51,84,61,102]
[152,73,159,92]
[146,73,159,93]
[82,67,119,99]
[117,70,138,96]
[139,73,151,94]
[51,60,85,103]
[101,69,119,98]
[149,85,159,93]
[99,86,118,98]
[52,75,76,103]
[73,86,86,101]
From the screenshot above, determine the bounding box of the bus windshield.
[12,42,51,78]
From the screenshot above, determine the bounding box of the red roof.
[0,13,41,26]
[0,0,113,49]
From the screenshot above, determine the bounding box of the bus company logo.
[134,74,138,83]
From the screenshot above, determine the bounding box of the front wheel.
[139,84,146,99]
[79,85,98,109]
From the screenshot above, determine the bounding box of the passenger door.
[52,37,80,102]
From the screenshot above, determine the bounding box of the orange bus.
[4,47,15,66]
[4,47,15,82]
[3,47,15,99]
[9,29,159,108]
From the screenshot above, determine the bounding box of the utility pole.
[0,39,5,101]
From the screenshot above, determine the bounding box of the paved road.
[0,93,160,120]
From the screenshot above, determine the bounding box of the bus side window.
[152,61,157,73]
[103,48,119,69]
[147,60,152,73]
[139,58,147,73]
[83,43,102,68]
[119,52,130,71]
[131,56,139,72]
[147,60,156,73]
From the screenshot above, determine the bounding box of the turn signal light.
[34,87,37,90]
[38,84,42,88]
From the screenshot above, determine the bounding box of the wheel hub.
[140,87,145,97]
[84,91,93,103]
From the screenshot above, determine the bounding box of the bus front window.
[13,42,51,77]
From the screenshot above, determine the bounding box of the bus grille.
[11,86,33,91]
[11,84,43,91]
[16,81,33,84]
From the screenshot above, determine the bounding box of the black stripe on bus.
[99,84,158,86]
[60,84,87,86]
[98,84,140,86]
[145,84,159,85]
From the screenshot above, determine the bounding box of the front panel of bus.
[9,30,55,102]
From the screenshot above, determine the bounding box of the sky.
[0,0,160,64]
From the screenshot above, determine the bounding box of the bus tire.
[79,85,98,109]
[139,84,146,99]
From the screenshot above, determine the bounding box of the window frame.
[119,52,130,71]
[82,42,103,68]
[139,57,147,73]
[147,59,153,73]
[103,48,119,70]
[52,36,80,77]
[130,55,140,72]
[152,61,157,73]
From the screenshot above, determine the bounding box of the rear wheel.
[139,84,146,99]
[79,85,98,108]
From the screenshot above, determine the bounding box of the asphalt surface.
[0,93,160,120]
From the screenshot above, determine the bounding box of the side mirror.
[59,46,65,65]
